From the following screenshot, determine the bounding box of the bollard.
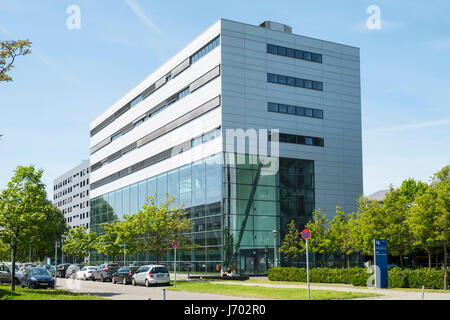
[421,286,424,300]
[162,288,166,300]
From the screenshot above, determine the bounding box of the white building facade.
[53,160,91,231]
[89,19,363,274]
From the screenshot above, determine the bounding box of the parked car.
[131,265,170,287]
[0,263,22,284]
[76,266,97,280]
[92,263,120,282]
[44,265,56,277]
[19,267,54,289]
[56,263,72,278]
[65,264,84,279]
[112,266,139,285]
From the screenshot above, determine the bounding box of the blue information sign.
[374,239,388,288]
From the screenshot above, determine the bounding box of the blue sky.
[0,0,449,199]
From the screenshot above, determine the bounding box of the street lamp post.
[272,230,279,268]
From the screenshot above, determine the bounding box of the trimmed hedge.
[268,267,449,289]
[268,267,369,287]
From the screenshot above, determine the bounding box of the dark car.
[56,263,72,278]
[20,267,54,289]
[112,266,139,285]
[92,263,120,282]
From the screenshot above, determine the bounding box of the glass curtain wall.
[90,152,316,275]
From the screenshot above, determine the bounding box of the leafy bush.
[268,267,449,289]
[268,267,369,286]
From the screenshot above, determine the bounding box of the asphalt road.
[56,277,253,300]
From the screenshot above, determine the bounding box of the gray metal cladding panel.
[121,122,134,135]
[90,136,111,154]
[155,76,167,90]
[142,83,156,99]
[190,65,220,92]
[171,58,190,78]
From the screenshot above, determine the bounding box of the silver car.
[0,263,12,283]
[131,265,170,287]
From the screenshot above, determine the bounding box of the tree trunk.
[399,255,404,269]
[444,244,448,291]
[346,254,350,269]
[428,252,432,271]
[11,242,16,292]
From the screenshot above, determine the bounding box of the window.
[112,132,122,141]
[267,44,322,64]
[130,95,142,108]
[313,109,323,118]
[312,81,323,91]
[295,78,304,88]
[277,46,287,56]
[287,76,296,86]
[305,108,313,117]
[268,102,278,112]
[296,106,305,116]
[275,133,324,147]
[278,104,287,113]
[311,53,322,63]
[287,105,296,115]
[267,73,278,83]
[267,44,277,54]
[304,80,312,89]
[278,75,287,85]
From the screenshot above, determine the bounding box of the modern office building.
[89,19,363,274]
[53,160,91,231]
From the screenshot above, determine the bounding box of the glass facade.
[90,153,316,275]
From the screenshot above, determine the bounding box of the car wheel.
[145,279,150,288]
[132,278,136,286]
[27,282,32,289]
[123,277,127,285]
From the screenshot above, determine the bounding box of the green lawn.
[0,284,108,300]
[166,281,381,300]
[239,280,450,293]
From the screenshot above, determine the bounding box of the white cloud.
[123,0,160,34]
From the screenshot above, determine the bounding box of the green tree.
[126,195,192,264]
[351,196,387,256]
[328,207,355,268]
[0,239,9,261]
[62,226,97,262]
[279,220,302,263]
[300,210,331,266]
[1,40,32,82]
[29,200,67,261]
[0,165,51,291]
[95,220,126,262]
[382,187,414,268]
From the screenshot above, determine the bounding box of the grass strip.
[166,281,381,300]
[0,284,108,300]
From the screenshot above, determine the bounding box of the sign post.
[374,239,388,288]
[302,229,311,300]
[172,241,178,288]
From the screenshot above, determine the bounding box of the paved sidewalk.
[213,281,450,300]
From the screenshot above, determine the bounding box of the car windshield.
[108,265,119,271]
[30,268,50,275]
[118,267,130,272]
[152,267,168,273]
